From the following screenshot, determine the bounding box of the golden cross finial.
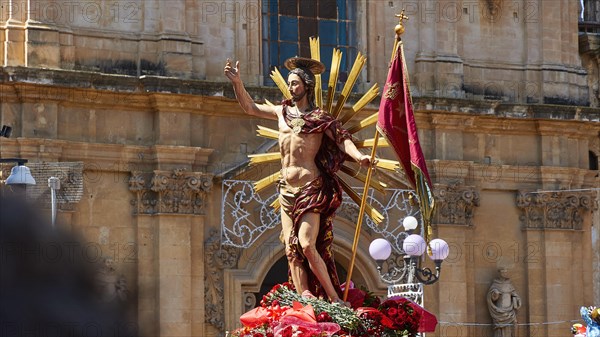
[396,10,409,23]
[395,10,409,36]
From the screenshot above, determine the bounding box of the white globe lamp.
[403,234,426,256]
[369,238,392,261]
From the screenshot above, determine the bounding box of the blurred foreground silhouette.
[0,194,137,337]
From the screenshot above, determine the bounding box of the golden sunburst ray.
[310,37,323,108]
[253,171,281,193]
[375,159,401,171]
[325,48,342,113]
[354,137,389,148]
[270,67,292,100]
[339,165,388,194]
[347,112,378,134]
[338,177,384,224]
[331,52,367,118]
[248,152,281,165]
[339,83,380,125]
[270,198,281,212]
[256,125,279,140]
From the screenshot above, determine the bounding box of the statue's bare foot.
[332,297,351,308]
[301,290,316,299]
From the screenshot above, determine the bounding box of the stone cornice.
[430,160,597,189]
[413,97,600,122]
[153,145,213,167]
[3,67,600,122]
[423,110,599,136]
[12,83,151,110]
[0,138,214,170]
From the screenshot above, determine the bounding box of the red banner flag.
[376,41,435,228]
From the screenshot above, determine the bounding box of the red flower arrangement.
[378,297,421,336]
[229,283,437,337]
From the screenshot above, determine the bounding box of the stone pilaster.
[2,0,27,67]
[129,169,212,337]
[517,190,598,337]
[25,0,62,68]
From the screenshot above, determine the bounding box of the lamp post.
[369,216,449,305]
[48,177,60,227]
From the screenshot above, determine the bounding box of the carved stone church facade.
[1,1,599,337]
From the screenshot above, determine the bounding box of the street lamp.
[1,158,36,185]
[1,159,36,196]
[369,216,449,304]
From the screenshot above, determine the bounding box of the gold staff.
[343,11,409,302]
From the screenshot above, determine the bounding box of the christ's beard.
[291,90,307,103]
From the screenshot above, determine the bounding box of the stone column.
[135,214,159,337]
[157,0,192,78]
[236,0,260,86]
[25,0,61,68]
[3,0,27,66]
[517,191,596,337]
[432,0,463,99]
[539,0,587,105]
[129,170,212,337]
[184,0,205,79]
[428,184,481,336]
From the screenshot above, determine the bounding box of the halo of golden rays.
[250,37,403,224]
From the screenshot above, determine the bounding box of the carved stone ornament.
[244,292,257,312]
[129,169,213,215]
[204,229,239,332]
[433,183,480,226]
[517,191,597,229]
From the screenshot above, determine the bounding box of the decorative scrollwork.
[517,191,597,229]
[204,229,240,332]
[221,180,280,248]
[221,180,422,253]
[243,293,257,312]
[387,283,423,306]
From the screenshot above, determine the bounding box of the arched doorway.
[223,215,388,331]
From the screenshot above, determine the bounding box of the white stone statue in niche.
[487,264,522,337]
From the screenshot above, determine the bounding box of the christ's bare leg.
[297,212,341,302]
[281,205,308,294]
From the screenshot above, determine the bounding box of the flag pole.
[343,11,409,302]
[343,127,379,301]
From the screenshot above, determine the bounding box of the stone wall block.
[5,27,26,66]
[27,28,60,67]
